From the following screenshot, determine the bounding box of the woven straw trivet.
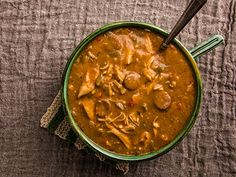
[40,90,129,174]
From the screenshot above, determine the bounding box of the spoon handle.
[160,0,207,50]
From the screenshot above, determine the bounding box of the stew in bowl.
[62,22,223,161]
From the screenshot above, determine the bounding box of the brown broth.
[67,28,196,155]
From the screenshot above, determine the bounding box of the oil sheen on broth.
[68,28,196,155]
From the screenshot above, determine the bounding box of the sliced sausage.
[153,91,171,110]
[124,72,142,90]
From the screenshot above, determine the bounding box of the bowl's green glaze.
[61,21,221,162]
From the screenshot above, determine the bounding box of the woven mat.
[40,90,129,174]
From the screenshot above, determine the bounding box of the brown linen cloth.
[0,0,235,176]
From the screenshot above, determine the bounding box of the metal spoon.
[160,0,207,51]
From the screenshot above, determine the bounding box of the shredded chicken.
[123,38,134,65]
[143,68,156,81]
[145,36,154,53]
[105,122,131,149]
[80,98,95,121]
[78,65,99,98]
[128,111,140,127]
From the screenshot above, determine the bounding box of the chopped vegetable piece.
[146,82,155,95]
[132,92,142,104]
[105,140,112,146]
[187,83,194,92]
[114,67,125,82]
[88,51,97,60]
[140,131,151,147]
[115,102,125,110]
[142,103,148,111]
[153,128,158,137]
[108,83,115,97]
[100,61,109,70]
[95,74,104,86]
[68,84,74,91]
[113,80,127,94]
[153,116,160,128]
[166,80,176,88]
[161,134,169,141]
[153,83,163,91]
[151,58,167,71]
[159,73,170,81]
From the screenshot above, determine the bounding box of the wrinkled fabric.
[0,0,235,176]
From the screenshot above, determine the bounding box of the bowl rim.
[62,21,202,162]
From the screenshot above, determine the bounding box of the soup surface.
[68,28,196,155]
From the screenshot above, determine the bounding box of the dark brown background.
[0,0,235,176]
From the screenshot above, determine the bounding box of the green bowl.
[62,21,223,162]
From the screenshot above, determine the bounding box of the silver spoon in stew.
[160,0,207,51]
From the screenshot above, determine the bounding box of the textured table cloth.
[0,0,235,176]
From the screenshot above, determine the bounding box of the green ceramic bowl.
[62,21,223,162]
